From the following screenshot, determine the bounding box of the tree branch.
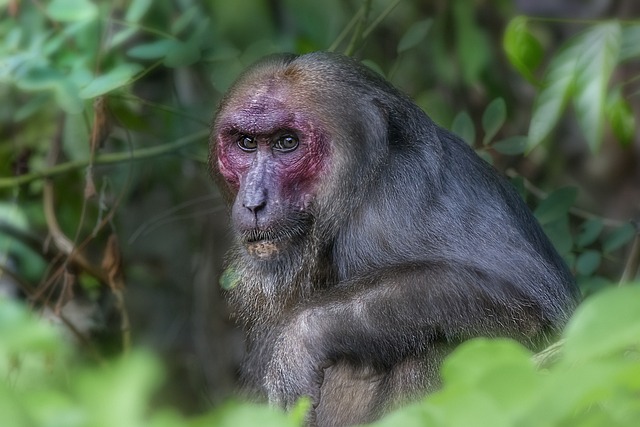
[0,129,209,189]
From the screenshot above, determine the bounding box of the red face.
[214,82,329,259]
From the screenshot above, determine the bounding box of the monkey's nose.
[243,200,266,215]
[242,188,267,215]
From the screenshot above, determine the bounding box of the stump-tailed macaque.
[210,52,579,426]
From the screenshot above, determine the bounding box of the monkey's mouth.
[242,229,284,259]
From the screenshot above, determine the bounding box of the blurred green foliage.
[2,284,640,426]
[0,0,639,424]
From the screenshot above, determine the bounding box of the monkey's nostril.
[243,200,266,215]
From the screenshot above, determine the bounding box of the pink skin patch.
[215,85,329,209]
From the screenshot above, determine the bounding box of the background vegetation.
[0,0,639,425]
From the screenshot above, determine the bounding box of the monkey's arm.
[265,261,549,409]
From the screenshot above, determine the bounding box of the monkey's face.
[213,80,330,260]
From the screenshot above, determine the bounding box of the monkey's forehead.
[216,79,324,136]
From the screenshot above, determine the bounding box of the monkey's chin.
[245,240,282,260]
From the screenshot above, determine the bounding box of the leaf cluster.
[504,17,638,151]
[3,284,640,426]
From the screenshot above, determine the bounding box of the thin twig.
[329,6,364,52]
[344,0,373,56]
[0,129,208,189]
[362,0,402,39]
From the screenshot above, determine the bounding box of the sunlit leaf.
[441,339,533,387]
[575,250,602,276]
[482,98,506,144]
[74,352,163,427]
[563,286,640,363]
[572,22,621,152]
[603,222,636,253]
[397,19,433,54]
[451,111,475,146]
[79,64,143,98]
[46,0,98,22]
[492,136,527,155]
[534,187,578,225]
[503,16,543,83]
[528,41,580,151]
[202,401,298,427]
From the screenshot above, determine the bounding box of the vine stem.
[0,129,209,189]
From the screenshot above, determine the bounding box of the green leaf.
[451,111,475,146]
[54,79,84,113]
[453,0,490,85]
[543,217,573,256]
[482,98,506,144]
[15,66,83,113]
[109,27,138,50]
[563,286,640,363]
[606,87,635,146]
[492,136,527,155]
[15,66,64,91]
[74,352,163,427]
[528,40,580,151]
[171,5,199,36]
[220,267,240,290]
[503,16,543,83]
[534,187,578,225]
[46,0,98,22]
[397,19,433,54]
[572,22,622,152]
[202,401,296,427]
[441,339,534,387]
[603,222,636,253]
[79,64,143,98]
[576,218,604,248]
[575,250,602,276]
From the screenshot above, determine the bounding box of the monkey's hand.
[265,309,328,413]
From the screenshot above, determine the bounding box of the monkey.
[209,52,580,426]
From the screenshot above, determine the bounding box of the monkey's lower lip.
[242,230,283,258]
[245,239,281,259]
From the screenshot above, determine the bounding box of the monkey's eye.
[237,135,257,152]
[273,135,299,152]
